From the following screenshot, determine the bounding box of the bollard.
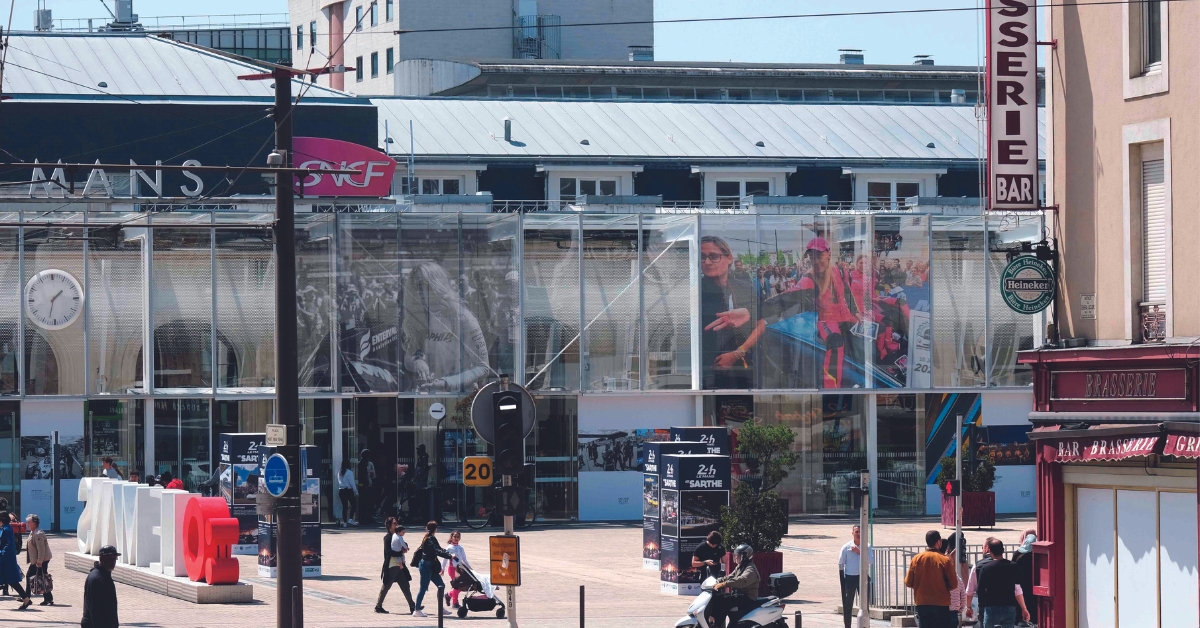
[438,586,445,628]
[291,586,302,628]
[794,609,802,628]
[580,584,585,627]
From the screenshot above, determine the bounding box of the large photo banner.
[219,433,264,554]
[660,453,731,596]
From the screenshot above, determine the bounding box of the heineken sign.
[1000,256,1054,314]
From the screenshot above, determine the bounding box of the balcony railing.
[1141,302,1167,343]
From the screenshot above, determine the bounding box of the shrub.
[719,419,798,553]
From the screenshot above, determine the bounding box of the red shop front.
[1020,346,1200,627]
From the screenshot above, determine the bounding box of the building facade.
[1,31,1046,530]
[289,0,654,95]
[1018,0,1200,626]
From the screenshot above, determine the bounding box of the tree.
[720,420,799,553]
[934,450,996,493]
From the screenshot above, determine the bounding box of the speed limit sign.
[463,456,494,487]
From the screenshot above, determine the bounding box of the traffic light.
[493,389,524,477]
[944,479,961,497]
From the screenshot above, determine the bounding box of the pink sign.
[1163,433,1200,459]
[292,137,397,198]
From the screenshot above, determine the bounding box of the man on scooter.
[708,544,760,628]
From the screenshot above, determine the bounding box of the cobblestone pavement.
[4,516,1033,627]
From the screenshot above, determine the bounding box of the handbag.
[29,571,53,595]
[410,548,423,567]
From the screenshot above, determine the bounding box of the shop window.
[153,399,211,491]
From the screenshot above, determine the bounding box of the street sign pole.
[954,413,963,625]
[272,67,303,628]
[500,376,518,628]
[857,471,869,628]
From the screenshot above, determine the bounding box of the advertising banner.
[669,427,730,456]
[660,454,731,596]
[256,444,321,577]
[219,433,265,555]
[642,441,711,570]
[987,0,1039,209]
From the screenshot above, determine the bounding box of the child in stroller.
[447,561,506,619]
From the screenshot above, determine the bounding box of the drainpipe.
[329,2,346,91]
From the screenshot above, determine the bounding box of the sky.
[7,0,993,66]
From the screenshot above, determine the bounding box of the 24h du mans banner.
[988,0,1038,209]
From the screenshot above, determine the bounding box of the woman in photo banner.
[700,236,765,389]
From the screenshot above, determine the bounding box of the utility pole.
[954,413,964,624]
[272,66,303,628]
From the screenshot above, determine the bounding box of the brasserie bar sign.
[1054,435,1160,462]
[1051,368,1188,402]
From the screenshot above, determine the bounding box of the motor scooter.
[673,577,788,628]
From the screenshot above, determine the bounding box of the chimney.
[838,49,864,65]
[913,55,934,66]
[950,89,966,104]
[504,117,513,142]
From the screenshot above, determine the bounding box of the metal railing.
[53,13,289,32]
[1140,302,1167,342]
[488,198,982,214]
[869,544,986,611]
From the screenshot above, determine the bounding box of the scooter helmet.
[733,544,754,562]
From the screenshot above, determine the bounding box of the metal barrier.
[869,544,987,611]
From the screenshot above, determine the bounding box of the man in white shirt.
[837,524,873,628]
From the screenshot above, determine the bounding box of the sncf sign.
[987,0,1039,209]
[293,137,397,198]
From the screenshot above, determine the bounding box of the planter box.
[941,491,996,528]
[721,550,783,597]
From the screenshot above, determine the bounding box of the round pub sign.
[1000,256,1055,314]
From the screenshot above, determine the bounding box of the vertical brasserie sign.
[988,0,1039,209]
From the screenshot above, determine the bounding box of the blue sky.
[9,0,990,66]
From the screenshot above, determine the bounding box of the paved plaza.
[3,516,1034,627]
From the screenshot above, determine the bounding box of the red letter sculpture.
[182,497,240,585]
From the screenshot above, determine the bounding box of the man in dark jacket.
[81,545,119,628]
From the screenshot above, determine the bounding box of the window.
[309,21,316,51]
[1142,155,1167,305]
[865,181,921,209]
[714,180,770,207]
[296,25,303,50]
[355,56,363,82]
[370,2,378,27]
[386,0,394,21]
[356,6,364,31]
[1143,0,1162,70]
[417,178,463,195]
[386,48,394,73]
[370,52,379,78]
[559,178,617,201]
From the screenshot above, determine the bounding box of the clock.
[25,269,84,331]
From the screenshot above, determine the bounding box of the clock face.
[25,269,84,331]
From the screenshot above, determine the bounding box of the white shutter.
[1142,158,1167,303]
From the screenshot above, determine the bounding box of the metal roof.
[372,98,1044,163]
[0,32,353,101]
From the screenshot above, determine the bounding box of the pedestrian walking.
[441,530,470,608]
[1012,529,1038,625]
[411,521,454,618]
[127,470,140,484]
[0,512,30,610]
[943,532,967,622]
[837,524,873,628]
[964,539,1031,628]
[691,531,726,580]
[100,457,122,480]
[376,517,415,615]
[338,460,358,527]
[81,545,120,628]
[24,514,52,606]
[358,449,376,525]
[903,530,957,628]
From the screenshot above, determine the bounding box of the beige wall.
[1054,0,1200,343]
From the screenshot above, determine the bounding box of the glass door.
[341,397,396,524]
[532,395,578,521]
[300,399,334,523]
[0,402,17,515]
[153,399,211,492]
[85,399,144,478]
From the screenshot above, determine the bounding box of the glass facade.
[0,200,1042,521]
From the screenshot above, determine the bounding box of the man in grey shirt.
[100,457,122,480]
[837,524,873,628]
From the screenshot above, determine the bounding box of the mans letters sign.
[988,0,1039,209]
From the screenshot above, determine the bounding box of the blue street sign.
[264,453,290,498]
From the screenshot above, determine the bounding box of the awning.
[1162,422,1200,459]
[1029,424,1164,463]
[1029,412,1200,424]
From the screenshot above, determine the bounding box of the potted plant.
[935,451,997,527]
[719,420,798,595]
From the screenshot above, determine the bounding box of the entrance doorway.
[153,399,211,491]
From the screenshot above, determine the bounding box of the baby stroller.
[449,560,506,619]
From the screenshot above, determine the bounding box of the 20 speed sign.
[463,456,494,487]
